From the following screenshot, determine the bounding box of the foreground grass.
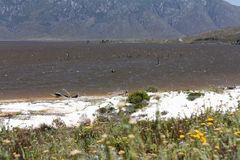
[1,108,240,159]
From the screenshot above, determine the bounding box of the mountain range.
[0,0,240,40]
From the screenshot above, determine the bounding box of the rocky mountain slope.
[0,0,240,40]
[182,26,240,44]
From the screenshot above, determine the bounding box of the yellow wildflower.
[234,131,240,136]
[200,137,207,144]
[207,122,214,126]
[179,130,184,133]
[192,134,201,139]
[194,130,200,134]
[198,132,204,137]
[207,118,214,123]
[189,129,207,144]
[179,135,185,139]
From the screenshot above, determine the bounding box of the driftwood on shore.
[226,86,236,90]
[52,89,79,98]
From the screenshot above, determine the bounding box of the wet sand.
[0,41,240,100]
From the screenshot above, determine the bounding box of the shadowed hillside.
[182,27,240,44]
[0,0,240,40]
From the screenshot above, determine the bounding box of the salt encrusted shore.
[1,87,240,129]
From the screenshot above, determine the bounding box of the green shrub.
[187,92,204,101]
[127,91,150,104]
[126,91,150,112]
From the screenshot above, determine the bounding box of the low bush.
[127,91,150,104]
[127,91,150,112]
[187,92,205,101]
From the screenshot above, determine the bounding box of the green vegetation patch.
[127,91,150,104]
[127,91,150,111]
[208,87,224,94]
[1,108,240,159]
[187,92,205,101]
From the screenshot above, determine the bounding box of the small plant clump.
[187,92,205,101]
[209,87,224,94]
[96,106,118,122]
[127,91,150,110]
[127,91,150,104]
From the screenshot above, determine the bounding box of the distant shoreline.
[0,85,234,103]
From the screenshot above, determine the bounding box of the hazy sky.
[225,0,240,6]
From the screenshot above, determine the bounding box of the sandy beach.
[0,87,239,129]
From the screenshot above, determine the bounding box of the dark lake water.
[0,41,240,100]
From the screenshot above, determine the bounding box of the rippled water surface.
[0,41,240,100]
